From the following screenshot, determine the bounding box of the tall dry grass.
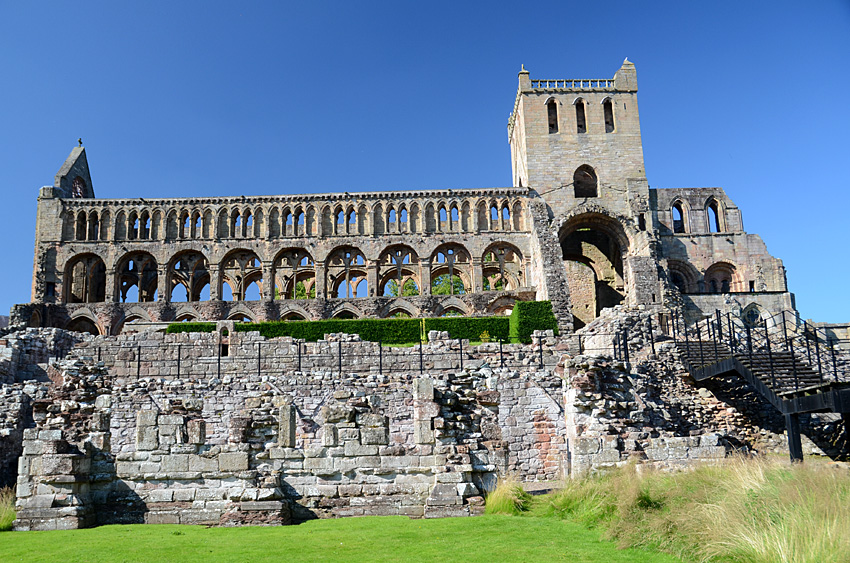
[484,476,532,516]
[549,457,850,563]
[0,487,15,531]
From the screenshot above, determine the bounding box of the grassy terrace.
[2,457,849,562]
[0,514,677,563]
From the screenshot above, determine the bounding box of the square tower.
[508,59,647,219]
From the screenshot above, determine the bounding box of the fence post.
[177,344,181,378]
[217,335,221,378]
[623,327,630,365]
[458,338,463,370]
[297,341,302,372]
[712,315,719,362]
[538,334,544,369]
[716,309,723,342]
[765,320,776,389]
[338,341,342,374]
[137,345,141,378]
[814,327,823,381]
[419,337,424,375]
[648,316,656,356]
[830,339,839,382]
[98,347,101,362]
[697,322,704,367]
[726,313,734,354]
[782,314,791,352]
[257,342,261,378]
[379,340,383,376]
[803,321,813,373]
[499,337,504,368]
[684,313,690,347]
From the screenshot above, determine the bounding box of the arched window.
[603,98,615,133]
[706,200,723,233]
[575,99,587,134]
[547,99,558,134]
[672,203,686,233]
[573,165,598,198]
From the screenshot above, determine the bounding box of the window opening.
[575,100,587,134]
[672,204,685,233]
[603,99,615,133]
[547,99,558,133]
[573,165,598,198]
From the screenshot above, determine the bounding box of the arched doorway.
[560,213,629,329]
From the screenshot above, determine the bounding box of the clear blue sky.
[2,1,849,322]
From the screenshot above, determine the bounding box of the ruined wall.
[12,329,567,530]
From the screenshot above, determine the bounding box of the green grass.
[548,458,850,563]
[0,488,14,532]
[0,515,679,563]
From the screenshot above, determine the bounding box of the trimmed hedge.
[509,301,559,343]
[234,318,422,344]
[164,304,556,344]
[166,322,216,334]
[424,316,509,342]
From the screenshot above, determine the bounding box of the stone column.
[209,262,221,301]
[105,269,118,302]
[420,260,432,295]
[157,266,168,302]
[471,258,483,293]
[315,262,327,299]
[367,262,379,298]
[261,261,274,300]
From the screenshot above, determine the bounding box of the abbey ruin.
[3,60,847,530]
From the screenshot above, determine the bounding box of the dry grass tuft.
[549,457,850,563]
[484,475,533,516]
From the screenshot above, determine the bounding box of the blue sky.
[2,1,849,322]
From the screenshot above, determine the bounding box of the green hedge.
[166,322,216,334]
[509,301,559,343]
[234,318,422,344]
[424,316,509,342]
[164,304,557,344]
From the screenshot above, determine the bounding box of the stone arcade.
[5,61,841,531]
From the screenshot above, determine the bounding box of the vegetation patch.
[0,487,14,532]
[548,457,850,563]
[483,476,533,516]
[509,301,558,343]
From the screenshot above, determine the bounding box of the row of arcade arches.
[63,243,526,304]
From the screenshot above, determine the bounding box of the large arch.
[430,243,471,296]
[704,261,738,293]
[667,259,701,294]
[220,249,263,301]
[273,248,316,300]
[559,212,631,328]
[378,245,420,297]
[167,251,210,302]
[481,242,524,291]
[65,311,102,335]
[64,253,107,303]
[115,251,158,303]
[326,246,368,298]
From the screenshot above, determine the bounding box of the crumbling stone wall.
[563,307,846,475]
[12,329,567,530]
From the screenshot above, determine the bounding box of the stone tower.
[508,60,659,328]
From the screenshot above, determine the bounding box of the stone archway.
[559,212,630,329]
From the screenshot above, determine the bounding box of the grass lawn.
[0,515,680,563]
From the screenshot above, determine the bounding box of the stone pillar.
[103,269,117,303]
[420,261,432,296]
[209,262,221,301]
[315,262,327,299]
[261,261,274,300]
[471,258,483,293]
[367,262,379,298]
[156,266,168,302]
[278,404,296,447]
[413,377,436,444]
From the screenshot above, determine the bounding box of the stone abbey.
[13,59,792,334]
[7,61,844,531]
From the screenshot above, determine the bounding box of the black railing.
[667,307,849,392]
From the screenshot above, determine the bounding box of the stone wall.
[12,328,568,530]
